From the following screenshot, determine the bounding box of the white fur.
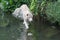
[12,4,33,29]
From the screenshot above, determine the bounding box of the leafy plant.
[46,1,60,24]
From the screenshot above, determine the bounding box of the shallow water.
[0,20,60,40]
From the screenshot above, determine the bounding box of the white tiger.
[12,4,33,29]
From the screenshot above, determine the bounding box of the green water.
[0,26,20,40]
[0,20,60,40]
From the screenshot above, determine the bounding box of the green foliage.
[46,2,60,24]
[30,0,38,15]
[0,0,31,13]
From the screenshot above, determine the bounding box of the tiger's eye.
[27,14,28,16]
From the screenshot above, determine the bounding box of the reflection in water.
[0,20,27,40]
[0,18,60,40]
